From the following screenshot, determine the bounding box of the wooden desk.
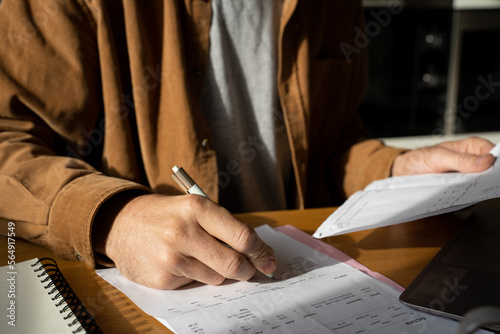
[0,207,464,333]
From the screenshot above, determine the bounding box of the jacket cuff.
[343,139,408,197]
[48,173,150,267]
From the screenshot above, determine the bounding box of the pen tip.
[266,273,276,280]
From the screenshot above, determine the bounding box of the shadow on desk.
[355,213,462,250]
[350,198,500,252]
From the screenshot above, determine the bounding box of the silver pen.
[171,165,276,280]
[171,165,208,197]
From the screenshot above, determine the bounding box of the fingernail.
[263,257,277,274]
[475,155,487,165]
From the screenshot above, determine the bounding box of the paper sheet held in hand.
[313,143,500,238]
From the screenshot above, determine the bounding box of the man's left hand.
[391,137,496,176]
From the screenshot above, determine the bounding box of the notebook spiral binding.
[31,258,103,334]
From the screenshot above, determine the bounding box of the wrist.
[390,151,408,177]
[91,191,143,257]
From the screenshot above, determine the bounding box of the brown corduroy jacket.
[0,0,404,267]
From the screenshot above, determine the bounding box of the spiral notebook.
[0,258,102,334]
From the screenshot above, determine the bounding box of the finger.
[194,199,277,276]
[228,225,278,276]
[114,258,195,290]
[433,149,495,173]
[437,137,494,155]
[140,253,227,289]
[180,228,258,282]
[171,254,229,287]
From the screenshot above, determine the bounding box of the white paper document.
[97,225,469,334]
[313,143,500,238]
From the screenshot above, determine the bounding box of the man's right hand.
[93,194,277,290]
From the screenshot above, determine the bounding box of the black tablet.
[399,206,500,331]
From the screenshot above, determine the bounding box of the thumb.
[437,151,495,173]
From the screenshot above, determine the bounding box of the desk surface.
[0,207,464,333]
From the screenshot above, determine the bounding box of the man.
[0,0,495,290]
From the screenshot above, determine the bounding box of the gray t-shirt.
[200,0,293,213]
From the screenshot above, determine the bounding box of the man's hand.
[93,194,277,290]
[392,137,496,176]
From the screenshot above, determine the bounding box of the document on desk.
[313,142,500,238]
[97,225,470,334]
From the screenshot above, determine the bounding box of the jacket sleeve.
[0,0,149,266]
